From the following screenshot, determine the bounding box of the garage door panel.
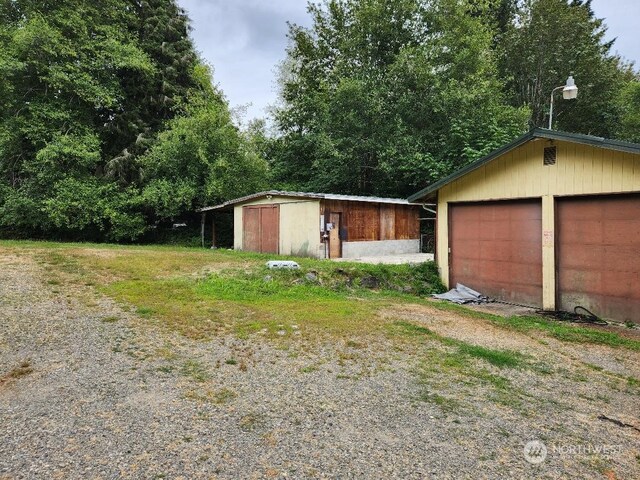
[603,220,640,245]
[559,220,604,244]
[603,246,638,272]
[509,223,540,240]
[480,240,510,259]
[242,207,261,252]
[449,200,542,308]
[559,244,601,269]
[455,240,482,259]
[557,194,640,322]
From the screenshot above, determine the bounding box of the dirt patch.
[382,303,544,354]
[0,361,33,388]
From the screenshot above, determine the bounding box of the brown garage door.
[243,205,279,254]
[449,200,543,307]
[556,194,640,322]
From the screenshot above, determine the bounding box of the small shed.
[409,128,640,323]
[199,191,424,259]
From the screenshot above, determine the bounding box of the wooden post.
[200,212,206,249]
[211,213,216,249]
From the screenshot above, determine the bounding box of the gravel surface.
[1,249,639,479]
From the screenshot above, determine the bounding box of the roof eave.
[408,128,640,203]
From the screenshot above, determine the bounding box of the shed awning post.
[201,212,206,249]
[211,214,216,249]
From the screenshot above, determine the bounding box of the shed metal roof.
[198,190,423,212]
[408,128,640,203]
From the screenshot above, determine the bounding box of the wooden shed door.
[328,213,342,258]
[449,200,543,307]
[243,205,279,254]
[556,194,640,322]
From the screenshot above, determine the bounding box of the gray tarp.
[432,283,489,304]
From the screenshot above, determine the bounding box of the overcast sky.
[177,0,640,122]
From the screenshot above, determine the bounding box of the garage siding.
[449,200,543,307]
[556,194,640,322]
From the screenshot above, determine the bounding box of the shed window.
[543,146,557,166]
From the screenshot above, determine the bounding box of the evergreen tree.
[0,0,267,241]
[498,0,634,135]
[272,0,528,197]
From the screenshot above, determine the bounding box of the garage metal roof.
[408,128,640,203]
[198,190,422,212]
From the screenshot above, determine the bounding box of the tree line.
[1,0,638,242]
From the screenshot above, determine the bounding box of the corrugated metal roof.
[198,190,423,212]
[408,128,640,202]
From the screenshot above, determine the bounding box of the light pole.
[548,75,578,129]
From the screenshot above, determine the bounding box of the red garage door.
[449,200,543,307]
[243,205,279,254]
[556,195,640,322]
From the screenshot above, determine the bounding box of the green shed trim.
[408,128,640,202]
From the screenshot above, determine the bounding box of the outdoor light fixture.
[549,75,578,129]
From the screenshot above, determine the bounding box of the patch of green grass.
[425,301,640,351]
[136,306,156,318]
[457,344,524,368]
[185,387,237,404]
[101,316,119,323]
[225,358,237,365]
[420,390,460,412]
[390,321,527,369]
[181,360,209,383]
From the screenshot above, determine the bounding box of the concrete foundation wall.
[342,239,420,258]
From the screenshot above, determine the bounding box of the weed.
[300,365,318,373]
[225,358,237,365]
[457,344,524,369]
[391,321,527,369]
[420,390,460,412]
[184,387,237,404]
[136,306,155,318]
[101,316,119,323]
[239,412,263,431]
[181,360,210,383]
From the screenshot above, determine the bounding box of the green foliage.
[0,0,266,242]
[140,98,268,222]
[498,0,634,135]
[615,80,640,143]
[271,0,529,196]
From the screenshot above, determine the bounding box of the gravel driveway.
[1,248,638,479]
